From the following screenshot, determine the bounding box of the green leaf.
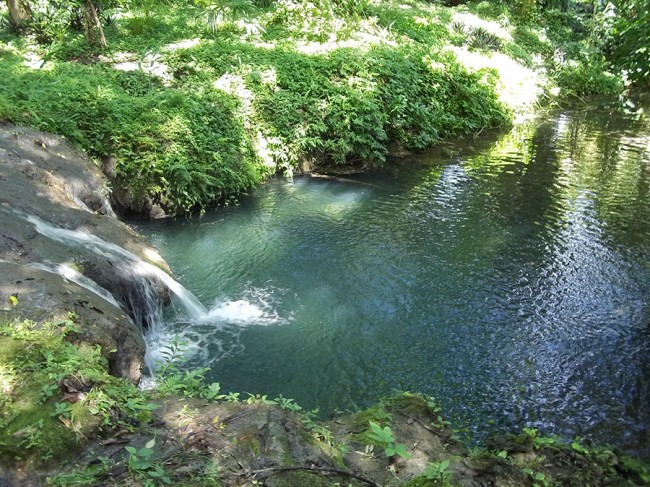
[392,443,412,459]
[145,438,156,449]
[138,447,154,457]
[368,420,394,445]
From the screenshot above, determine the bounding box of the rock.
[0,261,145,383]
[0,124,172,382]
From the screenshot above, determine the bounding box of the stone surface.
[0,124,171,382]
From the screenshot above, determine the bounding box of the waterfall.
[24,213,208,321]
[7,210,287,382]
[9,210,211,376]
[26,261,124,310]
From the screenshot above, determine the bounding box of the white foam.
[201,299,271,324]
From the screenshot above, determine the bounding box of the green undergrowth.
[455,426,650,487]
[0,318,155,469]
[0,0,626,215]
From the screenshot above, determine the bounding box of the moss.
[238,433,262,457]
[0,335,23,364]
[350,403,392,433]
[386,392,437,418]
[0,378,81,468]
[403,477,446,487]
[0,320,135,471]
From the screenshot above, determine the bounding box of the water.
[11,209,211,374]
[26,261,124,310]
[135,102,650,459]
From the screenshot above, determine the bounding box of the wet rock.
[0,261,145,383]
[0,124,172,381]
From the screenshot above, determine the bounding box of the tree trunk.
[6,0,30,27]
[83,0,107,48]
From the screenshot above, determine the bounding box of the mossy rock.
[403,476,449,487]
[350,403,392,434]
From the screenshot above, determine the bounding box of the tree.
[6,0,31,27]
[612,0,650,84]
[82,0,106,47]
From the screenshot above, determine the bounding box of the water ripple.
[137,103,650,460]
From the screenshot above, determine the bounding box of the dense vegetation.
[0,0,646,214]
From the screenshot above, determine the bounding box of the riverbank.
[1,1,648,484]
[2,316,650,486]
[0,0,626,216]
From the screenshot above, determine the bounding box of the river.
[135,100,650,459]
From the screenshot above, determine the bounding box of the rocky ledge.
[0,124,171,383]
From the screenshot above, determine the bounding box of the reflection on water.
[136,101,650,459]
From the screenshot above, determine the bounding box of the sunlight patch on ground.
[293,31,397,55]
[164,38,201,51]
[213,73,253,115]
[451,12,512,42]
[252,131,281,169]
[111,51,173,85]
[445,46,544,112]
[0,363,16,396]
[22,51,46,70]
[213,70,281,169]
[0,42,45,70]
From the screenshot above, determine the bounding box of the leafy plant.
[366,421,412,459]
[126,438,172,485]
[199,0,257,31]
[423,459,451,484]
[274,395,303,412]
[523,467,550,487]
[523,427,558,449]
[202,382,224,401]
[51,402,74,420]
[15,420,45,450]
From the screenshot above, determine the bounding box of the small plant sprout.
[424,459,451,483]
[523,467,550,487]
[126,438,171,484]
[366,421,412,459]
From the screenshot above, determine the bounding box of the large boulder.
[0,124,172,383]
[0,261,145,382]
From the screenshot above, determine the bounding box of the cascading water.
[10,209,283,378]
[10,211,208,375]
[26,261,124,310]
[24,213,207,319]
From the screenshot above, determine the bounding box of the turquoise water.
[136,102,650,458]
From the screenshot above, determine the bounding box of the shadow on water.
[135,101,650,460]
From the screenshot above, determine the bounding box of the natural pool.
[135,101,650,459]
